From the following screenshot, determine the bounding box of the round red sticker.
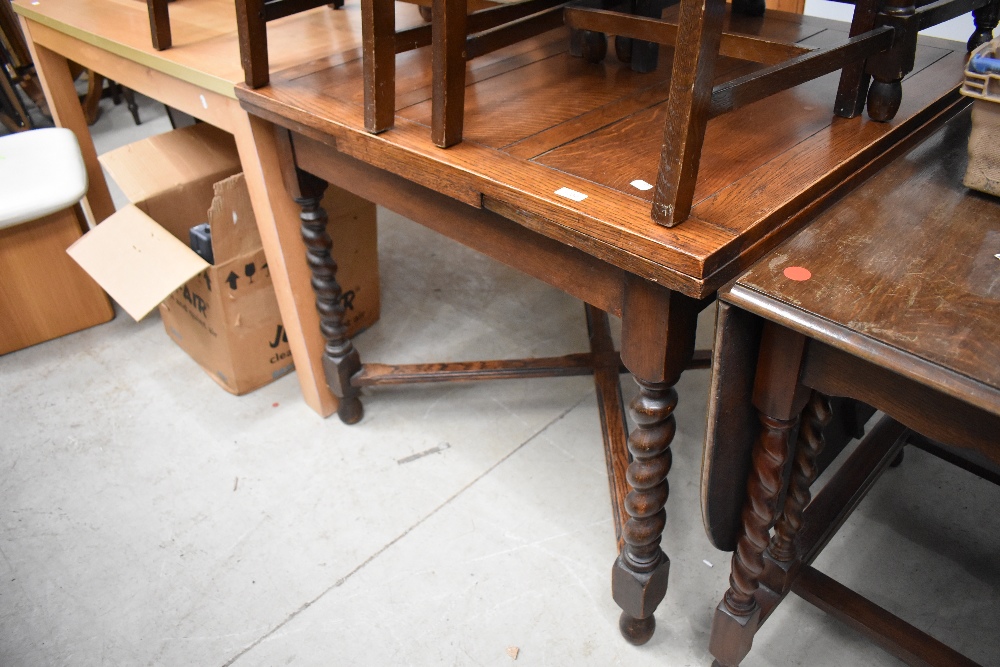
[783,266,811,281]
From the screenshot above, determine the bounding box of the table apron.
[23,18,237,131]
[291,129,630,317]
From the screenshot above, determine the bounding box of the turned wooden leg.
[612,278,702,645]
[765,391,831,591]
[865,0,917,122]
[296,172,364,424]
[612,379,676,644]
[968,0,1000,51]
[629,0,669,72]
[709,412,795,667]
[710,322,810,666]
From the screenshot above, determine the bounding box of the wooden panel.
[803,341,1000,464]
[0,207,114,355]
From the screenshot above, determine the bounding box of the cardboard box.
[68,123,379,395]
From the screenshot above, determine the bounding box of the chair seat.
[0,128,88,229]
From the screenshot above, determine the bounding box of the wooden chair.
[357,0,997,225]
[0,128,114,354]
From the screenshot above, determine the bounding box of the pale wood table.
[11,0,394,417]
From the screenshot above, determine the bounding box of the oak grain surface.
[732,109,1000,398]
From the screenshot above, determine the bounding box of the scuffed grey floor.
[1,94,998,667]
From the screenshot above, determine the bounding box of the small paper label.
[554,187,587,202]
[630,179,653,191]
[200,94,208,109]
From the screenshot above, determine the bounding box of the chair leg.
[82,70,104,125]
[629,0,672,73]
[731,0,765,17]
[121,86,141,125]
[864,0,917,122]
[361,0,397,133]
[968,0,1000,51]
[650,0,726,226]
[833,0,878,118]
[431,0,467,147]
[147,0,172,50]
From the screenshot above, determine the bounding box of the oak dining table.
[231,4,971,642]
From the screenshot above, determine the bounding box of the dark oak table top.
[705,108,1000,552]
[235,6,969,299]
[722,108,1000,415]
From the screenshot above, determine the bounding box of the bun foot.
[337,396,364,424]
[615,35,633,64]
[866,80,902,122]
[619,612,656,645]
[580,30,608,63]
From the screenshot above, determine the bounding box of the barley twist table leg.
[769,391,832,562]
[709,412,794,666]
[612,379,676,645]
[296,179,364,424]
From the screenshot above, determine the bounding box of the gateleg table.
[704,107,1000,666]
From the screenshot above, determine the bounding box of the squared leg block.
[709,601,761,667]
[611,552,670,620]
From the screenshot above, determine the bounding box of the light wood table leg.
[18,18,115,225]
[231,110,339,418]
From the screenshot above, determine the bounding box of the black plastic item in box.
[189,223,213,264]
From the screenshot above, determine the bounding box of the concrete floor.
[2,93,999,667]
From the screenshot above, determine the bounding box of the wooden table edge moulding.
[12,0,371,418]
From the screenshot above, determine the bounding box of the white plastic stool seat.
[0,128,88,229]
